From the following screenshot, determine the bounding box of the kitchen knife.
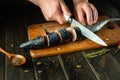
[64,15,107,46]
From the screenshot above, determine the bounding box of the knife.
[64,15,107,46]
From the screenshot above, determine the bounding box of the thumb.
[59,0,71,17]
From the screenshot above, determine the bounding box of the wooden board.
[28,16,120,58]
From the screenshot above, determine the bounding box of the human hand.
[73,0,98,25]
[29,0,71,24]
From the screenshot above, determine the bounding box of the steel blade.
[70,18,107,46]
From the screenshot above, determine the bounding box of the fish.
[19,27,82,49]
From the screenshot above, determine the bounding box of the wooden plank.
[4,23,21,80]
[113,51,120,65]
[61,52,99,80]
[27,16,120,58]
[3,6,35,80]
[32,57,67,80]
[88,53,120,80]
[13,16,36,80]
[105,46,120,65]
[0,25,5,80]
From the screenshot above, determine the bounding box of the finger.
[89,4,98,23]
[82,4,93,25]
[46,15,57,22]
[47,5,66,24]
[57,15,67,24]
[59,0,71,17]
[56,10,67,24]
[74,8,86,25]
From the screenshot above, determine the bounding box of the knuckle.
[46,17,51,21]
[46,14,54,21]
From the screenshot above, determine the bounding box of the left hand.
[73,1,98,25]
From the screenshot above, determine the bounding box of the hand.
[29,0,71,24]
[73,1,98,25]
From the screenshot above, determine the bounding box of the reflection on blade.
[71,19,107,46]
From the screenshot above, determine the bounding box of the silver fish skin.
[86,18,120,32]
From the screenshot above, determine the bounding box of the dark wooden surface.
[0,1,120,80]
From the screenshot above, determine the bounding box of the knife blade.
[64,15,107,46]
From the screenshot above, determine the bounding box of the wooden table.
[0,3,120,80]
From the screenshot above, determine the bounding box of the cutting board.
[27,16,120,58]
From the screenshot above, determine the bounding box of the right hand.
[29,0,71,24]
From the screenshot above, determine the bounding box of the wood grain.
[28,16,120,58]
